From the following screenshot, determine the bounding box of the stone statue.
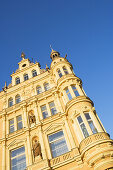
[29,114,36,124]
[33,140,42,158]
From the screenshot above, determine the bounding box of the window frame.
[71,85,79,97]
[44,83,50,91]
[17,115,23,130]
[41,105,49,119]
[48,130,69,158]
[15,94,21,104]
[9,118,15,134]
[10,146,26,170]
[36,86,42,94]
[49,101,57,115]
[8,98,13,107]
[32,70,37,77]
[57,69,62,78]
[77,115,89,138]
[85,113,98,134]
[65,87,72,100]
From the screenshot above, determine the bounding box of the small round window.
[22,64,26,67]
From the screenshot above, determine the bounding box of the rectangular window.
[41,105,49,119]
[48,131,68,158]
[17,115,23,130]
[65,87,72,100]
[85,113,98,134]
[71,85,79,97]
[9,119,14,133]
[10,146,26,170]
[49,101,57,115]
[37,86,42,94]
[77,116,89,138]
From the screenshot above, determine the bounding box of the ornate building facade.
[0,50,113,170]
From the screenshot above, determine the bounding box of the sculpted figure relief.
[33,139,42,158]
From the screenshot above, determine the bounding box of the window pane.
[65,87,72,100]
[16,95,21,104]
[88,120,97,134]
[9,98,13,107]
[48,131,68,158]
[17,115,23,130]
[49,131,64,142]
[80,123,89,138]
[85,113,91,120]
[11,146,26,170]
[15,78,20,85]
[41,105,49,119]
[9,119,14,133]
[72,86,79,97]
[58,69,62,78]
[77,116,83,124]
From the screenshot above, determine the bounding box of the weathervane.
[50,45,53,51]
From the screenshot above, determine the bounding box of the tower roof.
[50,49,60,60]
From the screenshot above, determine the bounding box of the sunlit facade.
[0,50,113,170]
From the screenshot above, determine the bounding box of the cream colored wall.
[0,54,113,170]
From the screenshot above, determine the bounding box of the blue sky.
[0,0,113,138]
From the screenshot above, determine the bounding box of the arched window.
[8,97,13,107]
[57,69,62,78]
[63,66,69,75]
[15,77,20,85]
[24,74,29,81]
[32,70,37,77]
[15,94,21,104]
[36,86,42,94]
[44,83,50,91]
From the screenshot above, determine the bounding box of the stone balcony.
[50,147,81,168]
[79,132,110,154]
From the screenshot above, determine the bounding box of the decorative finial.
[21,52,25,60]
[2,81,7,92]
[65,54,67,59]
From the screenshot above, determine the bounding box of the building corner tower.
[0,49,113,170]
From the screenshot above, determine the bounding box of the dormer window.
[24,74,29,81]
[15,77,20,85]
[32,70,37,77]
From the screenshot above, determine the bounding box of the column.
[90,111,105,132]
[76,84,84,96]
[2,141,6,170]
[64,117,76,148]
[2,113,6,139]
[26,132,32,165]
[54,92,64,113]
[38,126,47,160]
[22,105,28,128]
[73,118,83,142]
[34,100,40,124]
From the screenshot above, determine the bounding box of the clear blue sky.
[0,0,113,138]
